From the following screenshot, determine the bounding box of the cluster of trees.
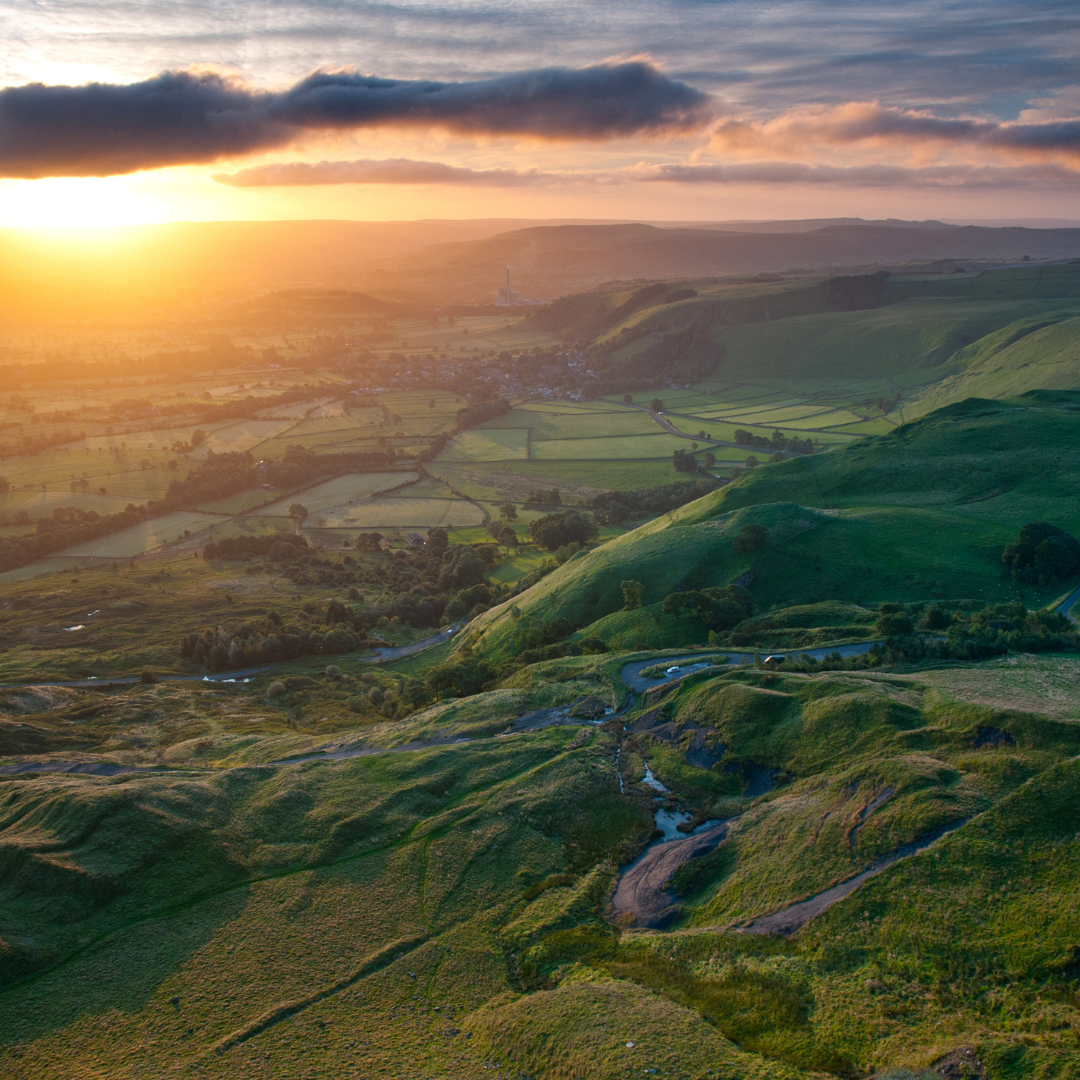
[662,583,755,631]
[418,432,452,462]
[528,509,599,551]
[263,445,399,490]
[516,637,609,666]
[1002,522,1080,585]
[485,519,518,547]
[733,429,815,455]
[873,601,1077,663]
[158,450,258,507]
[203,534,308,560]
[613,323,718,384]
[0,426,89,460]
[0,503,154,572]
[587,478,718,523]
[672,448,702,473]
[455,398,510,430]
[188,529,511,671]
[524,488,562,508]
[180,615,370,671]
[732,523,768,553]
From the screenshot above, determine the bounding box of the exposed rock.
[930,1046,986,1080]
[972,725,1016,748]
[568,695,607,720]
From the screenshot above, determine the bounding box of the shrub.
[876,612,915,636]
[1002,521,1080,584]
[267,681,288,699]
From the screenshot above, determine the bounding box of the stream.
[610,762,729,928]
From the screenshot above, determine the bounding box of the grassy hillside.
[529,261,1080,409]
[912,315,1080,414]
[462,393,1080,659]
[3,647,1079,1077]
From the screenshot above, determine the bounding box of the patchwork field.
[319,497,485,529]
[439,428,530,462]
[190,418,297,455]
[259,472,418,517]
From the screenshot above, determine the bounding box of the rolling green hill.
[528,261,1080,405]
[3,645,1079,1077]
[461,393,1080,659]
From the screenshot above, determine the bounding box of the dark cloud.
[215,157,552,186]
[9,1,1080,122]
[0,62,710,179]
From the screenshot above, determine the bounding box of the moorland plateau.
[1,229,1080,1079]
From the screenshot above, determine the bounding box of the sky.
[2,0,1080,226]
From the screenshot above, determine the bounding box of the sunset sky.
[3,0,1080,227]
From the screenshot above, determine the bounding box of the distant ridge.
[4,216,1080,322]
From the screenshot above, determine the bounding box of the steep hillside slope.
[461,394,1080,658]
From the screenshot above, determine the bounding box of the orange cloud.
[710,101,1080,164]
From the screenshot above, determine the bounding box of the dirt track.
[611,821,731,928]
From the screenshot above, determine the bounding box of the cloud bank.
[216,158,552,187]
[215,156,1080,191]
[712,102,1080,160]
[0,62,710,179]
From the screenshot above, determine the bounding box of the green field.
[195,418,297,454]
[319,496,485,528]
[439,428,530,461]
[530,432,691,460]
[260,471,418,516]
[487,406,661,441]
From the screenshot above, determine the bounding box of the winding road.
[618,640,881,693]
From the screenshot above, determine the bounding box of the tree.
[499,502,518,521]
[662,584,753,631]
[426,527,449,557]
[650,398,664,412]
[704,451,716,468]
[621,580,644,610]
[732,523,768,553]
[623,394,633,403]
[191,430,206,447]
[673,449,696,473]
[288,503,309,535]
